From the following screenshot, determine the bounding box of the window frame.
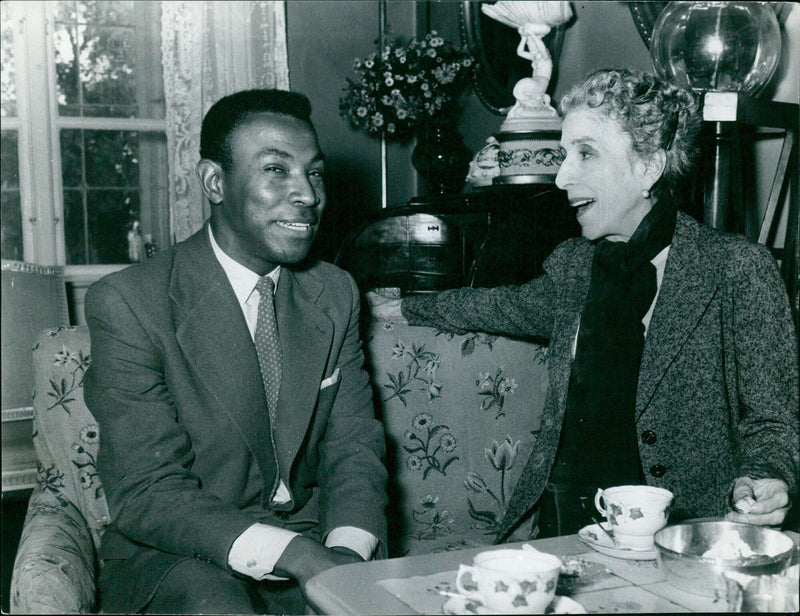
[4,0,167,277]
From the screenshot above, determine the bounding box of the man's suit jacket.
[84,224,387,612]
[403,211,799,540]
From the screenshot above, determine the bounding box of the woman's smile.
[556,108,653,242]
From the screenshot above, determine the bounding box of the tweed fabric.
[84,224,388,612]
[255,276,281,417]
[403,211,799,541]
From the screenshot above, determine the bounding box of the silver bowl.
[654,521,795,597]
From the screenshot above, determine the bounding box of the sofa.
[10,320,549,613]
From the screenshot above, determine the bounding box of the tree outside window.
[1,0,167,266]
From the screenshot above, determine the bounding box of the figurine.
[481,1,572,128]
[507,23,558,114]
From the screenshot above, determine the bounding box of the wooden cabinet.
[335,184,580,294]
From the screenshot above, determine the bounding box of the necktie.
[254,276,282,418]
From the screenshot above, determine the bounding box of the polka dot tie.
[254,276,281,418]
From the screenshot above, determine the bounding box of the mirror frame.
[628,1,669,50]
[460,1,566,116]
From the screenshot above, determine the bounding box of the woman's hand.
[725,477,791,526]
[364,290,406,323]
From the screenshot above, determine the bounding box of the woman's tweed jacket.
[403,211,799,540]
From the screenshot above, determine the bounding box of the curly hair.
[559,68,701,203]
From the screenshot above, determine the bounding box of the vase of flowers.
[340,30,475,194]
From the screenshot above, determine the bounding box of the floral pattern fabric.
[11,326,109,614]
[12,322,552,612]
[31,327,110,541]
[364,321,549,556]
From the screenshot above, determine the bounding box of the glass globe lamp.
[650,1,781,96]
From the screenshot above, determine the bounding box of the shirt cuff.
[228,523,299,581]
[325,526,379,561]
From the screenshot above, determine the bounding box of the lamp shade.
[650,1,781,96]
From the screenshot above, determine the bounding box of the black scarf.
[550,198,677,490]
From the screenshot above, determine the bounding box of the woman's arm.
[724,242,799,525]
[399,273,558,340]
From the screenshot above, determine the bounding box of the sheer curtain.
[161,1,290,242]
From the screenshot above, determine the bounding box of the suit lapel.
[549,242,592,417]
[636,213,720,415]
[498,241,592,540]
[170,227,276,487]
[273,268,333,479]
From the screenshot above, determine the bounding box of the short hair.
[559,68,701,203]
[200,89,314,171]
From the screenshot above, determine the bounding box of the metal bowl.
[654,521,795,597]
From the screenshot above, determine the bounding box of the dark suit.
[84,225,387,612]
[403,211,799,539]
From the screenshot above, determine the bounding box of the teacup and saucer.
[591,484,674,551]
[444,546,586,614]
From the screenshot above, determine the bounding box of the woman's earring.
[641,188,651,199]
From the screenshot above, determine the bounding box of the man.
[84,89,388,614]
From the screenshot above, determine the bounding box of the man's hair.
[199,89,314,171]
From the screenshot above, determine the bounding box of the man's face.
[211,112,326,273]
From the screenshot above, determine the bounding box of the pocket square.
[320,368,341,389]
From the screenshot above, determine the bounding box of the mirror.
[460,2,566,115]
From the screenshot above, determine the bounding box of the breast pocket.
[320,367,341,390]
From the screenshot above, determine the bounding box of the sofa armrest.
[10,483,98,614]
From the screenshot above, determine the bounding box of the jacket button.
[641,430,657,445]
[274,511,290,520]
[649,464,666,478]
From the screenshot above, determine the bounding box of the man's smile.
[274,219,316,236]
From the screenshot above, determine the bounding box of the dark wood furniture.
[334,184,580,295]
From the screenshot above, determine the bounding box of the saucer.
[442,594,586,615]
[577,523,658,560]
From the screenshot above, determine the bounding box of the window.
[1,4,22,261]
[1,1,168,269]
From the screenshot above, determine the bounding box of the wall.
[286,0,656,220]
[286,0,650,259]
[286,1,799,262]
[286,0,419,262]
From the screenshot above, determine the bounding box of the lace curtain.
[161,1,290,243]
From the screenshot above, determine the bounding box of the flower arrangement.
[339,30,475,140]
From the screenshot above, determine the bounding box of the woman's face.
[555,107,654,242]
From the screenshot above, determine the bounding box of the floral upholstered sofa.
[10,320,549,613]
[361,319,549,558]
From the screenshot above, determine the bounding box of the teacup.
[455,547,562,614]
[594,485,673,550]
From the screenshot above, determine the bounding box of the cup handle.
[594,488,607,517]
[455,564,483,601]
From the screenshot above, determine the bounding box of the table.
[305,534,733,614]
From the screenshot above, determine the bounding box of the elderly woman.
[371,68,798,540]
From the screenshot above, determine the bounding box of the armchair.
[10,320,551,612]
[10,326,108,614]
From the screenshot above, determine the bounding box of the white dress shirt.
[208,226,378,580]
